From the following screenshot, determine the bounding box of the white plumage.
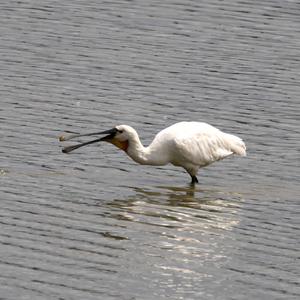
[60,121,246,184]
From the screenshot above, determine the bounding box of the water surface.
[0,0,299,299]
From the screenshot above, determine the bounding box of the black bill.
[60,128,117,153]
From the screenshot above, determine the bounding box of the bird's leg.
[190,175,199,185]
[185,168,199,185]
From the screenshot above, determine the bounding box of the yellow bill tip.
[59,135,66,142]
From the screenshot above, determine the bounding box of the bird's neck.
[126,136,166,166]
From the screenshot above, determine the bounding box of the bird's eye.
[118,130,123,134]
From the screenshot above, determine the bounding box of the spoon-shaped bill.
[60,128,118,153]
[62,137,105,153]
[59,129,115,142]
[59,131,108,142]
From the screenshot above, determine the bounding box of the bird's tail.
[226,134,247,156]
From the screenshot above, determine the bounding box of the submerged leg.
[191,175,199,185]
[185,168,199,185]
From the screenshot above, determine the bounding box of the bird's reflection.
[106,185,243,232]
[134,185,196,203]
[103,185,244,280]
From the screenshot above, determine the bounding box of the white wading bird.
[59,122,246,184]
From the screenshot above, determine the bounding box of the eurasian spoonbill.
[59,122,246,184]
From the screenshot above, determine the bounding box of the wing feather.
[151,122,246,168]
[173,132,233,167]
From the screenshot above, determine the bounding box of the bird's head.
[59,125,137,153]
[103,125,137,152]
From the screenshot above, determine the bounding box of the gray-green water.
[0,0,299,299]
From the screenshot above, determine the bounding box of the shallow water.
[0,0,299,299]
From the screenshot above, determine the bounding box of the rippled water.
[0,0,299,299]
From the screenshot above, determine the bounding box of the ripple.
[0,0,299,299]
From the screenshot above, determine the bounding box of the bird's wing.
[173,132,234,167]
[152,122,246,168]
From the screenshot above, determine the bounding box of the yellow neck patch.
[109,139,129,152]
